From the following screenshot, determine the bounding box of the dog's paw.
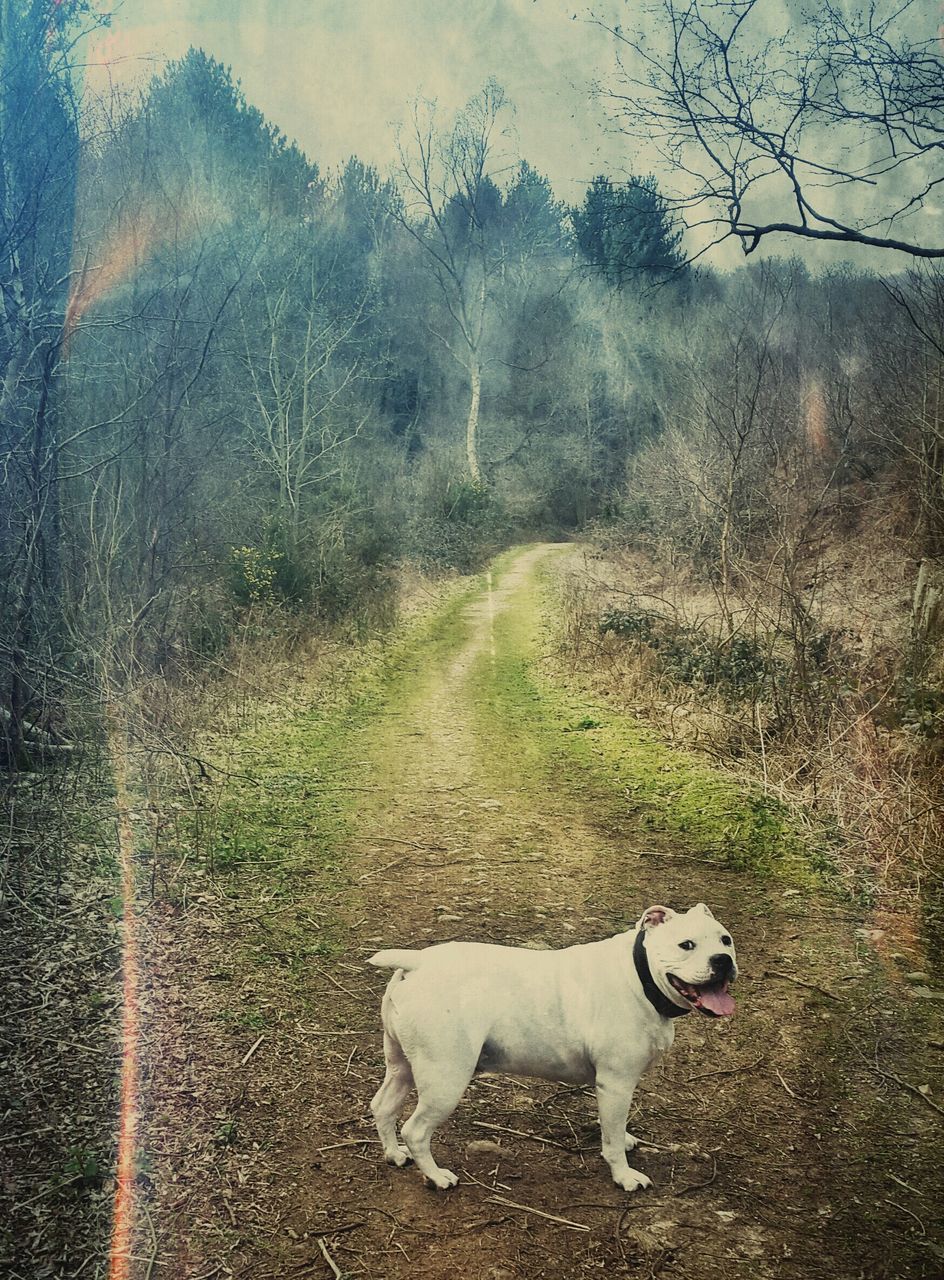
[385,1145,412,1168]
[424,1167,459,1191]
[613,1167,652,1193]
[624,1131,639,1151]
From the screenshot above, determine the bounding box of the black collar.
[633,929,690,1019]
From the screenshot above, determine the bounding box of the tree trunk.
[466,359,482,483]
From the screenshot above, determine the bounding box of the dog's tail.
[368,948,424,971]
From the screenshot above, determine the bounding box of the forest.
[1,43,693,719]
[2,2,943,1278]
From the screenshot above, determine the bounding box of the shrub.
[407,474,510,572]
[229,545,286,606]
[599,604,776,693]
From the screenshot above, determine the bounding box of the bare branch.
[597,0,944,260]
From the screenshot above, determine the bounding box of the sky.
[79,0,941,270]
[85,0,630,202]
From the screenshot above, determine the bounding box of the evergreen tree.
[501,161,567,258]
[572,174,684,285]
[142,48,316,219]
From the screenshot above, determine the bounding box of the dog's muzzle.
[666,971,736,1017]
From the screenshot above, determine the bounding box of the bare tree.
[599,0,944,259]
[0,0,104,762]
[237,247,371,553]
[395,80,513,482]
[872,265,944,548]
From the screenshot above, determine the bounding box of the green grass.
[185,572,486,956]
[469,550,825,885]
[188,542,829,957]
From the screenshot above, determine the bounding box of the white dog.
[368,903,737,1192]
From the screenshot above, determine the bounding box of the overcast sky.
[81,0,940,270]
[87,0,630,200]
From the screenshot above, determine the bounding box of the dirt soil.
[138,545,944,1280]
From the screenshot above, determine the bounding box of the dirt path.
[147,544,943,1280]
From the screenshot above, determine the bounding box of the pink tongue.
[699,986,736,1017]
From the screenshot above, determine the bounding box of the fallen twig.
[142,1202,159,1280]
[674,1155,718,1197]
[461,1215,514,1231]
[470,1120,587,1152]
[310,1221,365,1238]
[363,1205,438,1235]
[771,1066,818,1103]
[295,1022,366,1037]
[0,1126,55,1146]
[847,1033,944,1117]
[775,1069,797,1099]
[226,898,317,929]
[240,1034,265,1067]
[687,1054,764,1082]
[615,1198,651,1251]
[884,1199,926,1236]
[314,964,364,1001]
[763,969,845,1002]
[356,857,410,882]
[316,1140,379,1153]
[316,1237,342,1278]
[485,1193,590,1231]
[889,1172,924,1197]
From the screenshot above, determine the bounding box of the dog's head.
[635,903,737,1017]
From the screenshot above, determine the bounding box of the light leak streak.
[107,725,143,1280]
[64,214,157,352]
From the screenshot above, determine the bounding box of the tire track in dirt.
[237,544,944,1280]
[347,546,599,928]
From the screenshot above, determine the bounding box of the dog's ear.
[693,902,714,918]
[637,905,676,930]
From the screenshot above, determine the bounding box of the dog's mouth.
[667,973,736,1017]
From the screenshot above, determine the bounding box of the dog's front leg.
[595,1072,652,1193]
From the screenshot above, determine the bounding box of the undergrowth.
[558,544,944,925]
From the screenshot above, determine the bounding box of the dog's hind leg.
[371,1031,415,1167]
[400,1058,476,1190]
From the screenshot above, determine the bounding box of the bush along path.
[134,544,943,1280]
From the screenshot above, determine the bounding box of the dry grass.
[559,538,943,911]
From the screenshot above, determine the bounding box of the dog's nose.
[710,954,734,978]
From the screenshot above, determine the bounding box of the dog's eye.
[721,935,732,947]
[678,940,696,951]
